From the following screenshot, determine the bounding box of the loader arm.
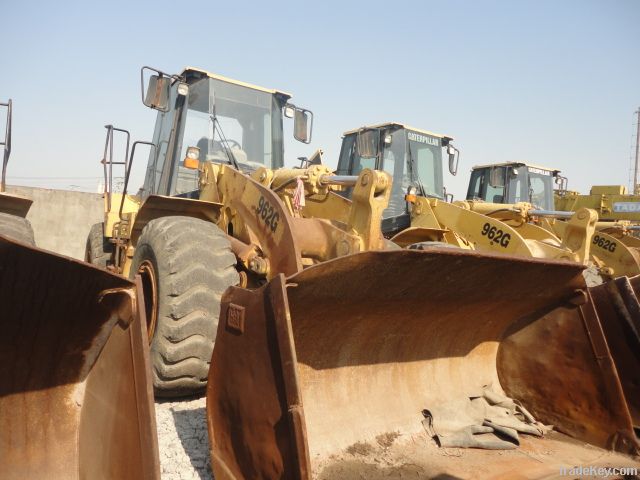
[544,217,640,278]
[199,163,392,277]
[214,165,303,277]
[404,196,591,262]
[460,200,598,265]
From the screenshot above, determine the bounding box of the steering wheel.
[220,139,241,150]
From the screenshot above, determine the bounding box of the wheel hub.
[137,260,158,343]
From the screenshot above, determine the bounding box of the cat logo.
[407,131,440,147]
[527,167,553,176]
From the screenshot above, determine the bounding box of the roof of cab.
[471,161,561,174]
[182,67,292,100]
[342,122,453,140]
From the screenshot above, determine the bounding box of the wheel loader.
[0,99,159,478]
[467,161,640,228]
[88,66,323,397]
[335,125,599,267]
[323,122,640,467]
[468,161,640,278]
[89,69,639,477]
[0,99,35,244]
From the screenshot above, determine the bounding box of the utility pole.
[635,107,640,194]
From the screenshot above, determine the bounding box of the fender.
[130,195,223,244]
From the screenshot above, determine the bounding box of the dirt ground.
[314,430,640,480]
[155,395,212,480]
[154,398,639,480]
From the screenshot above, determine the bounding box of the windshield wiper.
[210,112,240,170]
[406,141,428,197]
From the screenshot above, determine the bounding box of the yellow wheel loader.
[90,69,639,477]
[326,123,640,460]
[334,125,599,267]
[201,127,639,474]
[88,67,324,397]
[0,100,159,478]
[468,162,640,278]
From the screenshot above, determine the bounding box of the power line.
[6,176,103,180]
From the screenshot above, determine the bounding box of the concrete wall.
[6,186,104,259]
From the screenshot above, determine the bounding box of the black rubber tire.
[85,222,113,268]
[0,212,35,246]
[130,216,239,397]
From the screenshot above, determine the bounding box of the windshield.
[172,77,284,196]
[507,166,554,209]
[380,128,444,218]
[527,171,554,209]
[336,127,445,220]
[406,130,444,199]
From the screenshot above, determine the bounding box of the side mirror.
[356,130,378,159]
[447,144,459,176]
[293,107,313,144]
[555,174,568,192]
[489,167,506,187]
[141,67,172,112]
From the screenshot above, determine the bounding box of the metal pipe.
[528,209,574,219]
[634,108,640,195]
[319,175,358,187]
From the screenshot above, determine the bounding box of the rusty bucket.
[207,249,638,479]
[584,276,640,428]
[0,235,159,480]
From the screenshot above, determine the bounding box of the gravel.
[155,395,213,480]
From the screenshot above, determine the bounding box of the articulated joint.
[227,236,270,277]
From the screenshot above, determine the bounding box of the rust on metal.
[219,167,303,277]
[136,259,159,341]
[0,235,159,480]
[208,282,308,480]
[498,292,638,454]
[587,276,640,428]
[226,303,246,333]
[207,248,638,479]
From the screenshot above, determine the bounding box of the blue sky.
[1,0,638,198]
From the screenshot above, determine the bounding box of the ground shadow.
[171,402,212,480]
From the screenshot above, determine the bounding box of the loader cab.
[466,162,560,211]
[336,123,458,235]
[139,67,312,198]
